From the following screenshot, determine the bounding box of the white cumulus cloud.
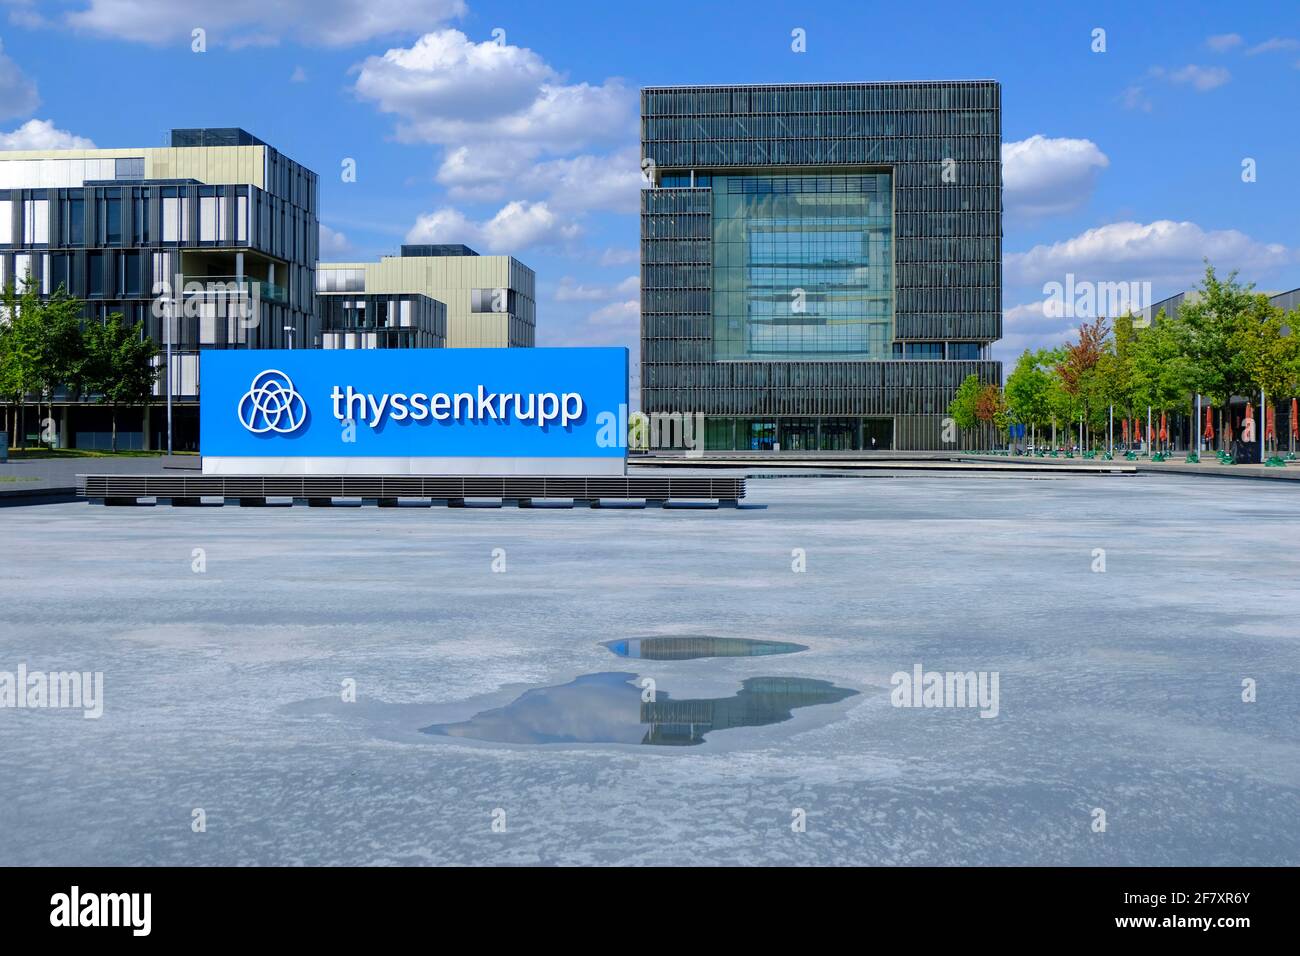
[1002,135,1109,218]
[406,200,580,253]
[0,119,94,150]
[1006,220,1297,289]
[352,29,634,152]
[54,0,465,47]
[318,223,351,257]
[437,145,643,214]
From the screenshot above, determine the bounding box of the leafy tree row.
[0,279,158,451]
[952,265,1300,451]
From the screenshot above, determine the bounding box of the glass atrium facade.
[711,172,892,360]
[641,81,1003,450]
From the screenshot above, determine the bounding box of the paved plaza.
[1,474,1297,865]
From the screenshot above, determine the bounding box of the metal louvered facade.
[640,81,1002,451]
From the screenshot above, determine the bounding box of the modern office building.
[0,127,318,449]
[317,292,446,349]
[318,244,536,349]
[640,81,1002,450]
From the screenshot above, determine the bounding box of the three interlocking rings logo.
[238,369,308,434]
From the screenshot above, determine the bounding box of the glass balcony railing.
[179,275,287,305]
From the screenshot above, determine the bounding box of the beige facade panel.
[0,146,265,189]
[319,254,534,349]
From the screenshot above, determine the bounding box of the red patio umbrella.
[1244,403,1255,444]
[1292,398,1298,440]
[1133,418,1141,442]
[1203,405,1214,440]
[1122,419,1129,442]
[1266,404,1276,442]
[1159,412,1168,444]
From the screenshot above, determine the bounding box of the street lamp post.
[283,325,295,349]
[165,290,173,457]
[1261,389,1266,461]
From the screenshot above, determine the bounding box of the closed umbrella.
[1292,398,1298,450]
[1122,419,1129,443]
[1159,412,1168,448]
[1266,404,1276,443]
[1203,405,1214,440]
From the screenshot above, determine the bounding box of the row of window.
[638,288,999,314]
[0,250,315,318]
[0,157,144,190]
[640,258,1001,285]
[643,111,997,141]
[642,239,711,264]
[646,138,1001,167]
[642,211,1001,242]
[0,187,316,268]
[653,162,1003,190]
[641,389,959,416]
[642,316,1000,343]
[641,83,999,117]
[641,354,996,386]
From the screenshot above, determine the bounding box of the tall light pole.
[1261,389,1267,461]
[165,285,174,456]
[1195,394,1202,456]
[283,324,295,349]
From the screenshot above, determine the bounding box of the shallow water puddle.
[422,671,856,746]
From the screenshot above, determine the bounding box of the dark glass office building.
[641,81,1002,450]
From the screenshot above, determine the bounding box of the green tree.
[82,313,158,451]
[29,286,87,447]
[1005,348,1056,447]
[1235,304,1300,452]
[1131,308,1197,451]
[1175,264,1258,408]
[975,383,1010,444]
[0,278,45,449]
[1055,317,1108,449]
[948,373,982,445]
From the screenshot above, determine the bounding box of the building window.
[23,199,49,244]
[471,287,512,313]
[68,199,84,245]
[907,343,944,360]
[710,172,893,360]
[162,197,178,242]
[103,196,122,245]
[114,157,145,180]
[87,252,105,297]
[200,196,217,242]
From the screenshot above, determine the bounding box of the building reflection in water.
[422,672,856,747]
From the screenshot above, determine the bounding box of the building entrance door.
[863,417,893,450]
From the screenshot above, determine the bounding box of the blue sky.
[1,0,1298,373]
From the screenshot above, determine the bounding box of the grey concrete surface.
[1,475,1296,865]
